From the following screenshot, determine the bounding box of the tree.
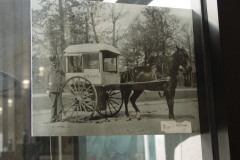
[32,9,49,57]
[58,0,65,50]
[32,0,65,54]
[121,16,144,66]
[181,23,194,62]
[106,3,128,47]
[122,7,179,66]
[141,7,178,61]
[88,1,106,43]
[64,1,106,44]
[33,0,99,53]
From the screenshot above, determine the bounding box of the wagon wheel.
[96,89,123,117]
[60,76,97,122]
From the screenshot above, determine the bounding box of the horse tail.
[158,91,165,98]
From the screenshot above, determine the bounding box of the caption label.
[161,121,192,133]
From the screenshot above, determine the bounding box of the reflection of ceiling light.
[39,66,45,76]
[23,80,30,84]
[22,80,30,89]
[39,66,44,71]
[8,99,13,107]
[155,135,166,159]
[103,0,118,3]
[148,0,191,9]
[0,107,2,114]
[175,135,202,159]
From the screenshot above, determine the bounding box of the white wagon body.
[64,43,121,86]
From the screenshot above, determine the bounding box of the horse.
[120,47,192,120]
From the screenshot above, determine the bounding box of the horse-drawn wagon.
[60,43,191,122]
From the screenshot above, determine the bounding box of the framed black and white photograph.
[32,0,199,136]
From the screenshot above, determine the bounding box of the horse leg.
[165,89,176,119]
[121,89,132,120]
[130,90,143,119]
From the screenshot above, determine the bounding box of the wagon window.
[103,57,117,73]
[83,54,99,70]
[67,56,83,73]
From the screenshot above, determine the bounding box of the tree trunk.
[90,12,99,43]
[58,0,65,51]
[85,16,89,43]
[187,34,192,62]
[112,20,116,47]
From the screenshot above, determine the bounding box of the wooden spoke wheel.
[60,76,97,122]
[96,89,123,117]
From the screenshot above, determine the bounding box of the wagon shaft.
[104,79,170,91]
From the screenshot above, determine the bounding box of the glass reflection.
[22,80,30,89]
[0,43,202,160]
[83,135,202,160]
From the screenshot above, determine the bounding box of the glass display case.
[0,0,229,159]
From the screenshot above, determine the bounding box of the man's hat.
[49,54,57,61]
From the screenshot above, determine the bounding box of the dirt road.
[32,98,200,136]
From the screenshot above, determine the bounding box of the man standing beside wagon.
[45,54,65,123]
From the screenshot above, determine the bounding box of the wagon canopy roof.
[64,43,121,55]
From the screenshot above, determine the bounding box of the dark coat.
[45,66,63,93]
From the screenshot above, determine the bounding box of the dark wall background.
[217,0,240,159]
